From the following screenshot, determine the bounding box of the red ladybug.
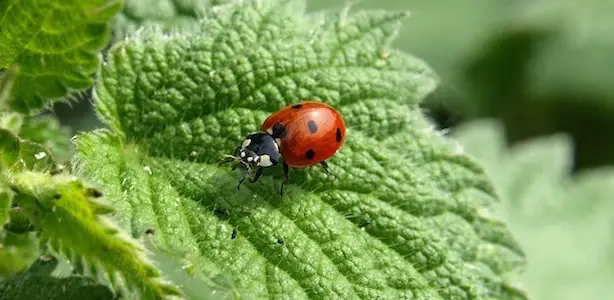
[229,101,346,195]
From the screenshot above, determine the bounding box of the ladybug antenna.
[221,154,251,171]
[222,154,238,162]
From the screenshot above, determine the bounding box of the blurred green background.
[53,0,614,173]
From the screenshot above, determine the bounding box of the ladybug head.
[236,133,281,168]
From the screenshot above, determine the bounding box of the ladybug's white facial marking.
[242,139,251,149]
[266,128,273,135]
[237,132,280,168]
[274,138,281,150]
[258,154,273,167]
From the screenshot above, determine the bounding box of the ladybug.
[229,101,346,195]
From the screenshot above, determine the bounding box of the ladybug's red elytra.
[229,101,347,195]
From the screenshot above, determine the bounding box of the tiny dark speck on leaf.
[359,220,371,228]
[214,207,230,217]
[277,238,284,244]
[231,228,237,239]
[53,193,62,200]
[145,228,156,235]
[86,188,103,198]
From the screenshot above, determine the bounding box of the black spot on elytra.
[272,122,286,138]
[336,128,342,142]
[305,149,315,159]
[291,104,303,109]
[307,120,318,133]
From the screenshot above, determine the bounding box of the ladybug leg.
[320,161,338,178]
[237,168,249,190]
[320,161,331,174]
[224,147,241,163]
[280,163,289,196]
[249,167,264,183]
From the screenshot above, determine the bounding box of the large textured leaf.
[73,0,526,298]
[454,119,614,300]
[0,0,123,114]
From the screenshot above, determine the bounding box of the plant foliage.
[463,0,614,169]
[0,128,181,298]
[70,0,527,298]
[455,120,614,300]
[0,257,117,300]
[0,0,122,114]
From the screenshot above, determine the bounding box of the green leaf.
[75,0,526,298]
[0,231,40,278]
[0,185,10,226]
[0,0,124,114]
[7,171,182,298]
[0,113,73,163]
[454,119,614,300]
[511,0,614,103]
[148,245,237,300]
[0,257,117,300]
[0,128,57,173]
[462,0,614,169]
[112,0,231,40]
[18,115,72,163]
[0,112,23,134]
[0,128,20,169]
[0,66,19,112]
[17,141,58,173]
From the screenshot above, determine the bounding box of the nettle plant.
[0,0,528,299]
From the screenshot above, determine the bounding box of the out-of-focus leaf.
[0,128,20,169]
[455,119,614,300]
[463,0,614,170]
[0,113,72,163]
[112,0,231,39]
[0,0,124,114]
[0,257,117,300]
[0,231,40,278]
[18,115,72,163]
[0,186,10,226]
